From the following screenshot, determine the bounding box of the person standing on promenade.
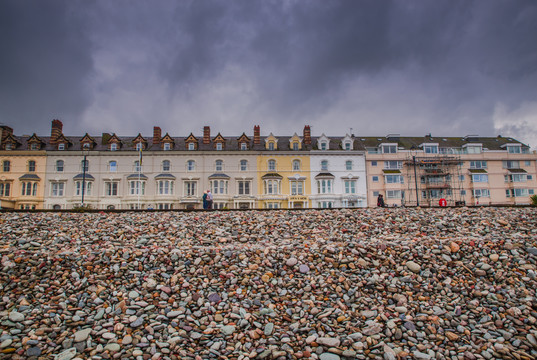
[207,190,213,209]
[202,190,208,209]
[377,194,385,207]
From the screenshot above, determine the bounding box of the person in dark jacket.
[377,194,385,207]
[202,191,208,209]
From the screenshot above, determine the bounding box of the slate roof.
[2,133,529,152]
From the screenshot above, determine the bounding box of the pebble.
[0,208,535,359]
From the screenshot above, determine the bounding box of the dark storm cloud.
[1,0,536,146]
[0,0,94,134]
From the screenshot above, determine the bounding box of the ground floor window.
[264,179,281,195]
[52,204,62,210]
[158,180,174,195]
[107,205,116,210]
[318,201,333,208]
[158,203,173,209]
[105,181,119,196]
[213,202,226,209]
[506,188,533,197]
[20,204,36,210]
[266,202,280,209]
[472,189,490,198]
[75,180,93,196]
[0,182,11,196]
[51,182,65,197]
[211,180,228,194]
[184,181,197,196]
[237,202,250,209]
[21,182,38,196]
[129,180,145,195]
[237,180,251,195]
[387,190,403,199]
[344,180,356,194]
[342,199,357,207]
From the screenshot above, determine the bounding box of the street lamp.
[411,148,420,207]
[81,148,89,206]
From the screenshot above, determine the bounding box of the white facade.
[309,151,367,208]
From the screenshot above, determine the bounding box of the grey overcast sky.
[1,1,537,147]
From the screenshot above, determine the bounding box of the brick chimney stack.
[50,119,63,144]
[303,125,311,145]
[203,126,211,144]
[153,126,162,144]
[254,125,260,145]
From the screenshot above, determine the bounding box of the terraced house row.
[0,120,536,210]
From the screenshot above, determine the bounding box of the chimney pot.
[203,126,211,144]
[50,119,63,145]
[303,125,311,145]
[254,125,260,145]
[153,126,162,145]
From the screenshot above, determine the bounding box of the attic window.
[268,142,275,150]
[188,143,195,150]
[216,143,223,151]
[58,143,65,150]
[241,143,247,150]
[110,143,118,151]
[83,143,90,149]
[320,142,327,150]
[163,143,171,151]
[30,143,39,150]
[136,143,143,151]
[344,142,351,150]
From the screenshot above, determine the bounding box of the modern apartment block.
[365,134,537,207]
[1,121,535,209]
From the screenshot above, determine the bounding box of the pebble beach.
[1,208,537,360]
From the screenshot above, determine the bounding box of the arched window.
[268,160,276,171]
[321,160,328,171]
[215,160,223,171]
[56,160,64,172]
[162,160,171,172]
[240,160,248,171]
[292,160,301,171]
[28,160,36,172]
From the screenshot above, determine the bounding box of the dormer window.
[110,143,118,151]
[83,143,90,150]
[344,142,351,150]
[30,143,38,150]
[188,143,195,150]
[136,143,143,151]
[381,144,397,153]
[216,143,223,151]
[269,142,275,151]
[320,142,327,150]
[5,143,12,150]
[421,143,438,154]
[463,144,482,154]
[163,143,171,151]
[241,143,247,150]
[58,143,65,150]
[292,142,299,151]
[506,144,521,154]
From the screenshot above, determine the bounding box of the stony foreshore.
[1,208,536,360]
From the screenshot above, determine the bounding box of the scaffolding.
[404,154,465,207]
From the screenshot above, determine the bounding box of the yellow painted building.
[257,133,311,208]
[0,150,47,209]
